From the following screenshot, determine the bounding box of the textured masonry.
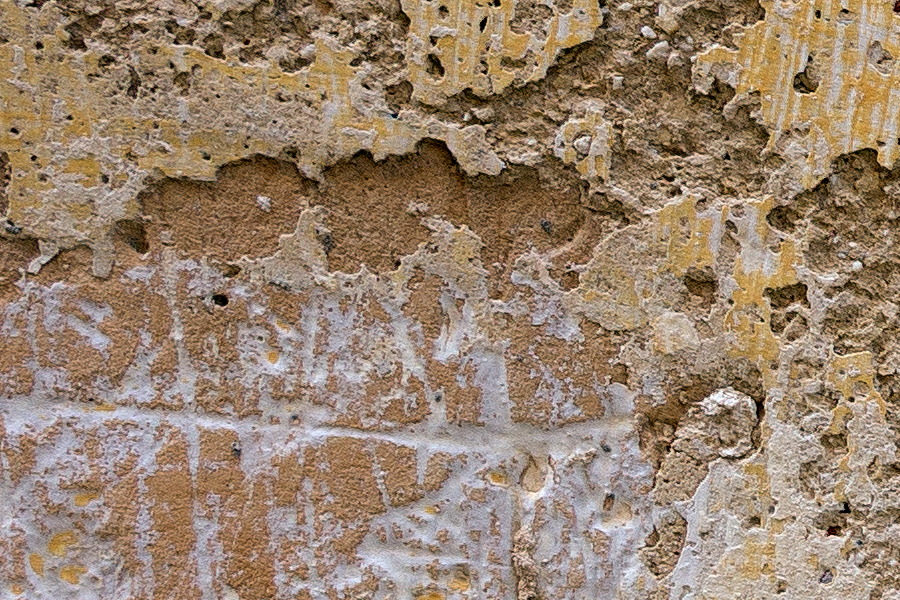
[3,0,900,599]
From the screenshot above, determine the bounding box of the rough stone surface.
[3,0,900,599]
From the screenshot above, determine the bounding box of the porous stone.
[3,0,900,599]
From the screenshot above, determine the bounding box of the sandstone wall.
[2,0,900,598]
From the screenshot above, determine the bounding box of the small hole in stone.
[793,55,819,94]
[222,263,241,278]
[426,53,445,78]
[114,219,148,253]
[826,525,842,536]
[603,493,615,511]
[212,293,229,306]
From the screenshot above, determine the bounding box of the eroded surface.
[4,0,900,599]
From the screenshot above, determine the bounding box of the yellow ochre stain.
[48,531,78,557]
[696,0,900,188]
[487,471,509,486]
[59,564,86,585]
[449,575,470,592]
[74,492,100,507]
[28,553,44,576]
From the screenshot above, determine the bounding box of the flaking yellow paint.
[47,531,77,557]
[696,0,900,188]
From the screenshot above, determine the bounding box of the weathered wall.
[2,0,900,598]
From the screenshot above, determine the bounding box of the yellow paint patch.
[267,350,280,364]
[555,103,613,187]
[10,584,23,595]
[449,574,470,591]
[828,351,887,413]
[48,531,78,557]
[74,492,100,507]
[696,0,900,188]
[657,195,719,276]
[486,471,509,486]
[0,1,501,251]
[28,553,44,576]
[59,564,86,585]
[402,0,603,105]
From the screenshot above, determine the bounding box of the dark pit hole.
[602,493,615,511]
[479,17,488,31]
[826,525,842,536]
[793,56,819,94]
[222,263,242,278]
[500,54,529,70]
[212,293,229,307]
[426,53,445,78]
[766,204,800,233]
[682,267,718,307]
[557,269,580,291]
[867,40,894,73]
[127,66,141,99]
[114,219,149,253]
[765,282,809,309]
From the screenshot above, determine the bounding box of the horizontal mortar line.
[0,394,635,451]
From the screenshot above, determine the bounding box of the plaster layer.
[3,0,900,599]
